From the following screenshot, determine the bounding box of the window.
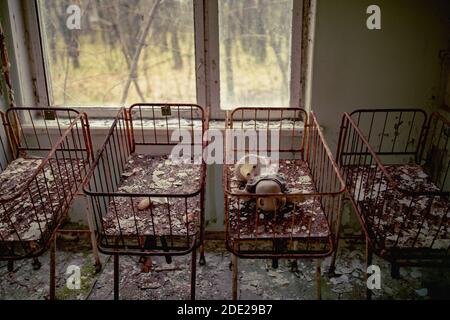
[38,0,197,106]
[32,0,303,116]
[218,0,293,109]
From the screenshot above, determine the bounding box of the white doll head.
[234,154,273,182]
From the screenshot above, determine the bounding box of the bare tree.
[121,0,162,104]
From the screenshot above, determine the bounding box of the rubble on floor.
[0,239,449,300]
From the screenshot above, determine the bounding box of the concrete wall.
[310,0,450,152]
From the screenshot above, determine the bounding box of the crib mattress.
[102,154,202,237]
[226,159,330,240]
[347,164,449,250]
[0,157,85,242]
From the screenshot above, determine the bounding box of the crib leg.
[328,234,341,276]
[160,236,172,264]
[7,261,13,272]
[316,260,322,300]
[271,259,279,269]
[390,263,400,279]
[88,225,101,273]
[329,198,344,276]
[49,236,56,300]
[141,256,153,273]
[290,260,299,273]
[85,195,102,273]
[32,257,42,270]
[94,257,102,274]
[199,244,206,266]
[365,241,373,301]
[114,254,120,301]
[190,248,197,300]
[232,253,238,300]
[272,239,280,269]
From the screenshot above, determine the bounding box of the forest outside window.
[218,0,293,109]
[38,0,197,106]
[34,0,301,116]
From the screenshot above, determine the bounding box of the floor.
[0,238,449,300]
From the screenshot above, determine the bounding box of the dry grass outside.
[48,37,197,106]
[47,37,290,107]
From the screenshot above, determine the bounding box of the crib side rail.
[349,109,428,163]
[0,111,92,203]
[337,112,397,195]
[223,109,344,258]
[337,113,450,256]
[128,103,205,152]
[420,112,450,193]
[83,108,132,197]
[3,107,91,158]
[305,112,346,238]
[227,107,307,158]
[0,112,93,258]
[341,110,447,196]
[337,112,396,237]
[83,108,202,255]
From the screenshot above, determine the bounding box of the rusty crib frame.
[335,108,450,297]
[83,103,207,300]
[0,107,94,300]
[223,107,345,300]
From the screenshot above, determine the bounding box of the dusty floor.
[0,238,449,300]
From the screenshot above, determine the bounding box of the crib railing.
[129,103,205,149]
[224,108,345,259]
[0,107,93,259]
[419,112,450,193]
[348,109,428,164]
[83,106,206,256]
[337,111,450,263]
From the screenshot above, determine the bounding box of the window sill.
[22,119,306,137]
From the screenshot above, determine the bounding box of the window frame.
[25,0,304,120]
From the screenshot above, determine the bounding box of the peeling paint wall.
[310,0,450,153]
[302,0,316,112]
[0,0,35,109]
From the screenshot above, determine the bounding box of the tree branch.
[120,0,162,105]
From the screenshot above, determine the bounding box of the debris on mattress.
[102,154,202,237]
[347,164,449,250]
[0,157,84,241]
[227,159,329,239]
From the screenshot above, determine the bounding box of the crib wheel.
[32,258,41,271]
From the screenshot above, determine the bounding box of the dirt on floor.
[0,237,449,300]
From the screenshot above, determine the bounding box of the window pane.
[219,0,293,109]
[38,0,196,106]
